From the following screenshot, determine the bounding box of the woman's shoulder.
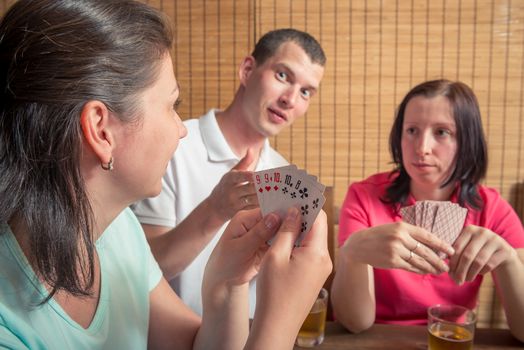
[468,184,520,226]
[471,184,524,244]
[474,184,520,215]
[344,172,395,205]
[475,184,507,208]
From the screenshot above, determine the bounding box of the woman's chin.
[141,184,162,200]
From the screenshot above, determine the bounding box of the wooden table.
[294,322,524,349]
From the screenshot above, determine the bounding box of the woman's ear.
[80,100,114,166]
[238,55,256,86]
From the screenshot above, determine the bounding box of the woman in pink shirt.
[331,79,524,342]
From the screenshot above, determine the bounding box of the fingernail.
[286,207,299,220]
[264,214,278,230]
[448,247,455,255]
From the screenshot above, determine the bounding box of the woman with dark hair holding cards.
[331,79,524,341]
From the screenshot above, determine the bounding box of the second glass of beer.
[295,288,328,348]
[427,304,477,350]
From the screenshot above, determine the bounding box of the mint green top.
[0,208,163,349]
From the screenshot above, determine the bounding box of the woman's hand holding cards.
[342,222,453,275]
[448,225,518,284]
[247,208,332,350]
[204,208,280,290]
[398,200,519,284]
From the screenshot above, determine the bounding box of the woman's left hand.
[448,225,518,284]
[204,208,280,288]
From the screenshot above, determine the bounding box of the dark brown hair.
[251,28,326,67]
[0,0,172,301]
[385,79,488,209]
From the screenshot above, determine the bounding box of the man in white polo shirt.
[132,28,326,316]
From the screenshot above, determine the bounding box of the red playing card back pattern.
[401,201,468,257]
[432,203,468,245]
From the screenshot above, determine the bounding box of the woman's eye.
[301,89,311,98]
[436,129,451,137]
[405,127,416,135]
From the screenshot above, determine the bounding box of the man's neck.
[215,103,266,159]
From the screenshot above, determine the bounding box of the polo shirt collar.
[199,109,272,163]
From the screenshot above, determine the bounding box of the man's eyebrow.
[306,84,319,94]
[274,62,296,78]
[275,63,319,92]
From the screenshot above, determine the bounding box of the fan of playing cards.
[401,201,468,257]
[253,165,326,245]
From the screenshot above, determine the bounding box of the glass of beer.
[295,288,328,348]
[427,304,477,350]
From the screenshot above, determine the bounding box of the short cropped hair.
[385,79,488,210]
[251,28,326,67]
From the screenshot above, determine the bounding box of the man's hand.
[207,149,259,222]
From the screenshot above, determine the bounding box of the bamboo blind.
[149,0,523,215]
[2,0,523,329]
[255,0,524,211]
[1,0,522,211]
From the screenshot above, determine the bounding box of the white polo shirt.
[132,109,288,316]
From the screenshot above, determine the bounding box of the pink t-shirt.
[338,172,524,325]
